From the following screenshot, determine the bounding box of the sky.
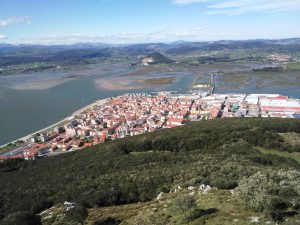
[0,0,300,45]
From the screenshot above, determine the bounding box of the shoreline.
[1,85,298,149]
[0,98,110,148]
[0,117,72,148]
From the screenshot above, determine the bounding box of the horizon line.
[0,36,300,46]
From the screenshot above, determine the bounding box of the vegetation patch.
[256,147,300,164]
[280,132,300,147]
[0,118,300,225]
[138,77,176,86]
[287,62,300,71]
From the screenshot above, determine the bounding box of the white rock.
[188,186,195,190]
[39,210,48,215]
[199,184,206,190]
[64,201,75,207]
[250,216,259,223]
[189,191,195,196]
[203,186,211,194]
[64,201,75,211]
[156,192,164,200]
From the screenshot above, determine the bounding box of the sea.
[0,64,195,145]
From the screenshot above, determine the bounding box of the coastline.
[1,90,300,158]
[1,79,299,149]
[0,98,110,148]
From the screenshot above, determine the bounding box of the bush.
[235,169,300,219]
[0,158,26,172]
[0,211,41,225]
[169,194,199,221]
[265,197,287,211]
[93,217,120,225]
[211,178,237,189]
[64,205,88,225]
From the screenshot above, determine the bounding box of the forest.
[0,118,300,224]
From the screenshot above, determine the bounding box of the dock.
[210,73,216,94]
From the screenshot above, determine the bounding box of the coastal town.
[1,91,300,161]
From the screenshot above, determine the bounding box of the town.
[1,91,300,161]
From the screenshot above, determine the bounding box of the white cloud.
[17,29,213,45]
[0,34,7,40]
[0,34,7,41]
[172,0,300,14]
[172,0,212,5]
[0,16,31,27]
[208,0,300,15]
[194,26,207,31]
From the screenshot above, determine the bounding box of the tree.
[0,211,41,225]
[170,194,198,221]
[235,171,276,212]
[64,205,88,225]
[235,169,300,220]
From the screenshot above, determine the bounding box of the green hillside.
[0,118,300,225]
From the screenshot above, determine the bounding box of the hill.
[139,52,175,65]
[0,118,300,224]
[1,38,300,72]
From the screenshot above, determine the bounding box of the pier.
[210,73,216,94]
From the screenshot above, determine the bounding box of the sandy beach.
[94,77,144,90]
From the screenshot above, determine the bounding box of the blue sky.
[0,0,300,44]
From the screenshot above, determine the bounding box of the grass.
[82,189,282,225]
[0,140,24,154]
[86,202,153,224]
[287,62,300,71]
[39,203,69,225]
[256,146,300,164]
[40,187,300,225]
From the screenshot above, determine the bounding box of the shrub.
[0,211,41,225]
[235,169,300,219]
[169,194,199,221]
[211,178,237,189]
[64,205,88,225]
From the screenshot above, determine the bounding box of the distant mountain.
[122,43,170,56]
[1,37,300,67]
[166,38,300,54]
[0,47,111,66]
